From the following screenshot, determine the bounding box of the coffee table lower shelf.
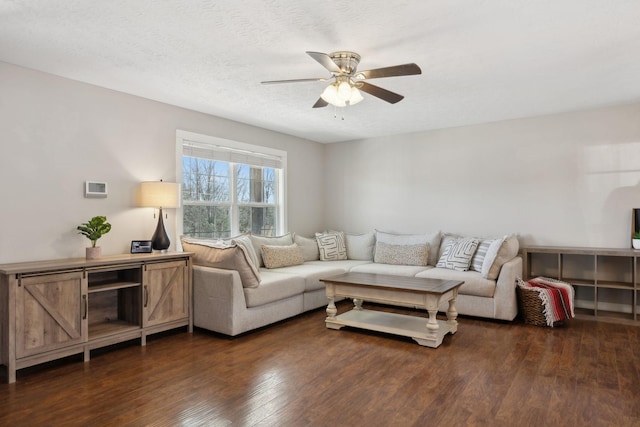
[326,308,456,348]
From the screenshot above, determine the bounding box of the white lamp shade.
[137,181,181,208]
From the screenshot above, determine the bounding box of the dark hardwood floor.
[1,302,639,427]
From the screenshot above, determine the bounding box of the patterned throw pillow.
[374,241,429,266]
[315,231,347,261]
[470,239,497,272]
[436,238,480,271]
[261,243,304,269]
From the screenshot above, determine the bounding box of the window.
[176,130,286,239]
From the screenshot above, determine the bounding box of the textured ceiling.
[1,1,640,143]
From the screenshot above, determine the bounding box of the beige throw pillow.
[481,235,519,279]
[181,237,261,288]
[261,243,305,269]
[374,241,429,266]
[249,233,294,267]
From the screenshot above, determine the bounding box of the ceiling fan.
[261,51,421,108]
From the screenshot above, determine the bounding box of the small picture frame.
[131,240,153,254]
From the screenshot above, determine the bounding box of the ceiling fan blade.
[261,77,328,84]
[312,98,328,108]
[357,82,404,104]
[306,51,341,73]
[356,63,422,80]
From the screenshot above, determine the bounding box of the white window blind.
[182,140,283,169]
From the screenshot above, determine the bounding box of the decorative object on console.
[77,215,111,259]
[632,209,640,249]
[137,180,180,251]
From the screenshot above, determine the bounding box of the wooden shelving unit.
[0,252,193,383]
[522,246,639,324]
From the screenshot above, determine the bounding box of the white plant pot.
[86,246,102,260]
[633,239,640,250]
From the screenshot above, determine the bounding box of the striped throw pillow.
[471,239,497,272]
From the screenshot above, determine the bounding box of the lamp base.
[151,208,171,251]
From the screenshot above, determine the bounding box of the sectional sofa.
[182,230,522,336]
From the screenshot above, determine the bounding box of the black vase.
[151,208,170,251]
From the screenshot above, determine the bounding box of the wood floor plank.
[1,301,639,426]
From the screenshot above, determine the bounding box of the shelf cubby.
[522,246,639,325]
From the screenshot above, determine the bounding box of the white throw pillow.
[375,230,441,266]
[374,241,428,266]
[315,231,347,261]
[345,232,375,260]
[436,238,479,271]
[294,234,320,261]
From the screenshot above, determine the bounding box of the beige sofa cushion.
[415,268,496,298]
[267,263,347,292]
[482,235,519,280]
[243,271,305,307]
[351,262,432,277]
[181,238,261,288]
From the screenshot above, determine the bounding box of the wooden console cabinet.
[0,252,192,383]
[522,246,639,324]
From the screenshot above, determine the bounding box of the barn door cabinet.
[0,252,192,383]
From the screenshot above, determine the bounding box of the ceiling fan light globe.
[337,81,352,101]
[349,87,364,105]
[321,84,345,107]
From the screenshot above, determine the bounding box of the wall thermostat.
[85,181,108,198]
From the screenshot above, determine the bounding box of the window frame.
[176,130,287,239]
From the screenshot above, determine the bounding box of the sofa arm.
[493,256,522,320]
[192,265,247,335]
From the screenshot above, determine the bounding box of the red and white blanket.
[518,277,575,326]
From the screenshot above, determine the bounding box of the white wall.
[0,62,325,263]
[324,103,640,248]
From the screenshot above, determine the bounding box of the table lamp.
[137,180,180,251]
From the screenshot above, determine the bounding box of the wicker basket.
[517,285,550,327]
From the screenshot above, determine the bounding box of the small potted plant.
[633,232,640,250]
[77,216,112,259]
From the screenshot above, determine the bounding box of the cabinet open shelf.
[522,246,640,324]
[89,320,140,339]
[88,281,140,293]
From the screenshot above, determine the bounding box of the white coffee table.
[320,272,464,348]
